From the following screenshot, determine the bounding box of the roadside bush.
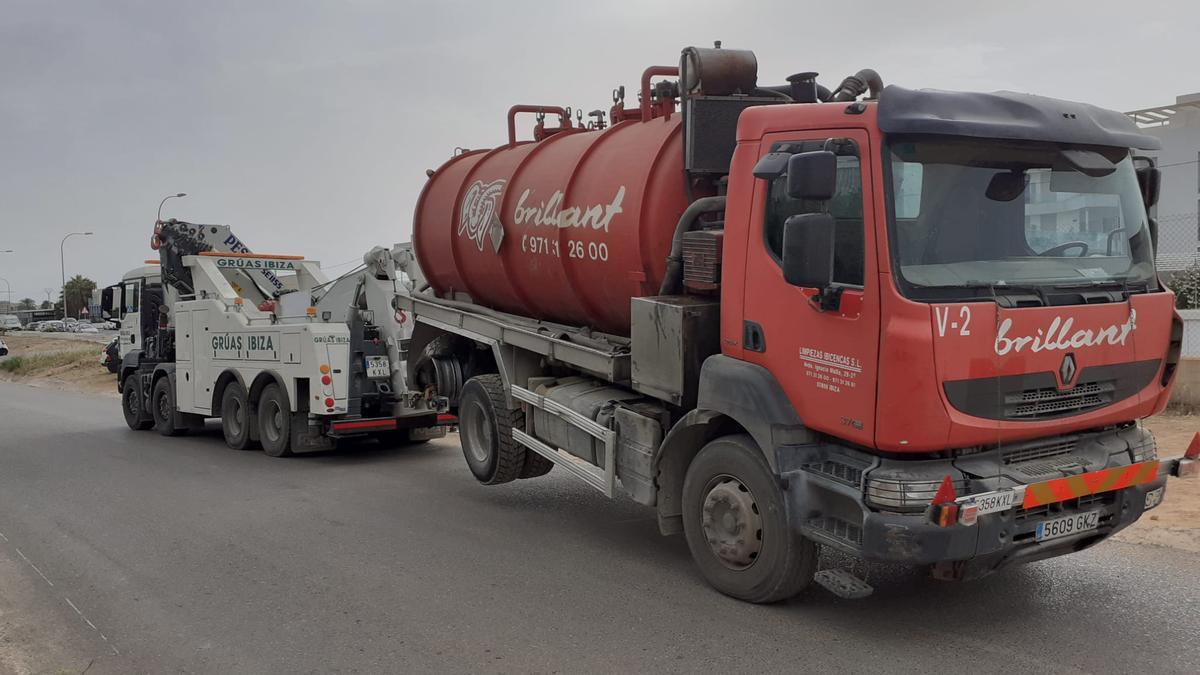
[1167,262,1200,309]
[0,350,94,376]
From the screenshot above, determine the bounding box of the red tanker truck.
[397,45,1196,602]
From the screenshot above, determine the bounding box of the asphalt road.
[1,382,1198,674]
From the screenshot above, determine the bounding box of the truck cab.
[710,86,1180,580]
[101,263,162,361]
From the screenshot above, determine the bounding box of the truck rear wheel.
[221,383,256,450]
[682,434,817,603]
[257,384,293,457]
[458,374,525,485]
[151,377,184,437]
[122,374,152,431]
[519,451,554,479]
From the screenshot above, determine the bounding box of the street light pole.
[0,250,12,311]
[158,193,187,221]
[60,232,93,320]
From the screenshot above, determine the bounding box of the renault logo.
[1059,353,1078,386]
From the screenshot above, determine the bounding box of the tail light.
[927,475,959,527]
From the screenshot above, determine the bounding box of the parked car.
[0,315,21,331]
[75,323,98,333]
[38,320,65,332]
[100,336,119,373]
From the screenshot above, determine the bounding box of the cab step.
[814,568,874,599]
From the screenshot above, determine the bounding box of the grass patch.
[0,349,96,375]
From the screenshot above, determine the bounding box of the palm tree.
[18,298,35,311]
[61,275,97,319]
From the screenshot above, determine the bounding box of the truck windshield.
[886,137,1156,302]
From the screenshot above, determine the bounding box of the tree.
[39,300,52,310]
[18,298,35,311]
[60,274,97,319]
[1167,262,1200,309]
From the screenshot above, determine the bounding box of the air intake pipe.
[660,196,727,295]
[829,68,883,101]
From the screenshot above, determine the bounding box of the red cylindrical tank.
[413,101,688,336]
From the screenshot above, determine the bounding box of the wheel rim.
[125,389,138,416]
[156,389,170,423]
[464,399,493,464]
[263,400,282,443]
[700,474,764,570]
[227,397,243,436]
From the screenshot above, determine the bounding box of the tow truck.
[114,220,445,455]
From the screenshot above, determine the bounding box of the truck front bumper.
[779,427,1192,580]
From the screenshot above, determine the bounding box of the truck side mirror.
[1135,161,1160,209]
[100,287,115,319]
[787,151,837,201]
[782,212,835,292]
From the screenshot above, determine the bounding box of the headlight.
[1131,438,1158,463]
[865,476,969,512]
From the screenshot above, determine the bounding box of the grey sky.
[1,0,1196,303]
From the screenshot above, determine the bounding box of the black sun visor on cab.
[877,85,1161,151]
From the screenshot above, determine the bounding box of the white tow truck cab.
[100,262,162,360]
[118,219,445,456]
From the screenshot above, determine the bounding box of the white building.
[1126,94,1200,272]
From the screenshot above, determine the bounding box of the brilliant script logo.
[458,179,506,252]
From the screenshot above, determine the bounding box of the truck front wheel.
[122,374,152,431]
[682,434,817,603]
[458,374,525,485]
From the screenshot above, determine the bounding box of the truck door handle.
[743,321,766,353]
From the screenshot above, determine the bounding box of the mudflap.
[407,425,447,442]
[291,413,335,453]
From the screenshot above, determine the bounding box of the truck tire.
[151,377,184,437]
[122,374,152,431]
[257,383,293,457]
[458,374,525,485]
[519,451,554,479]
[681,434,817,603]
[221,383,256,450]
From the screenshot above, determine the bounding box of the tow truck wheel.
[257,384,293,458]
[151,377,183,437]
[122,374,152,431]
[458,374,525,485]
[220,383,256,450]
[682,434,818,603]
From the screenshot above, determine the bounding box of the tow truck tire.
[220,384,256,450]
[258,384,293,458]
[458,374,525,485]
[151,377,183,437]
[682,434,818,604]
[122,374,152,431]
[519,451,554,479]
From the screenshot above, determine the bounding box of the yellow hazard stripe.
[1021,461,1160,509]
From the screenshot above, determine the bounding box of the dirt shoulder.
[0,333,117,397]
[1116,413,1200,552]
